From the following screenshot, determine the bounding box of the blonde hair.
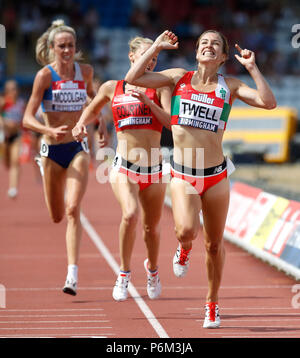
[36,19,83,66]
[128,36,153,53]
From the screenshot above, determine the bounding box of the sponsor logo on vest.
[191,93,215,105]
[53,104,83,111]
[178,118,217,132]
[60,81,79,89]
[118,116,152,128]
[219,87,226,100]
[113,95,140,104]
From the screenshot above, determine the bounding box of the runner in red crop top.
[125,30,276,327]
[72,36,172,302]
[111,80,163,133]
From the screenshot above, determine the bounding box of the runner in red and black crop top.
[125,30,276,328]
[112,80,163,133]
[72,36,172,302]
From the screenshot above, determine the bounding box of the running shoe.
[144,259,161,299]
[173,245,191,278]
[203,302,221,328]
[62,277,77,296]
[7,187,18,199]
[112,271,131,301]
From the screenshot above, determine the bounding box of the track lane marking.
[0,320,110,324]
[80,212,169,338]
[0,327,113,330]
[0,314,106,318]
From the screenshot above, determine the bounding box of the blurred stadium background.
[1,0,300,198]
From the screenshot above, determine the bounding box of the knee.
[51,213,64,223]
[204,240,223,256]
[143,223,159,238]
[175,225,198,243]
[48,203,64,223]
[122,209,139,227]
[65,203,80,220]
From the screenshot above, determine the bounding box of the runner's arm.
[72,80,115,141]
[231,44,276,109]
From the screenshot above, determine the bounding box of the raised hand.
[153,30,179,51]
[234,44,256,69]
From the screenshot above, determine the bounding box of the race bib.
[40,139,49,157]
[81,137,89,153]
[52,80,87,111]
[178,98,221,133]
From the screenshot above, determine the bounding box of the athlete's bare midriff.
[116,129,162,167]
[43,111,83,144]
[172,125,225,168]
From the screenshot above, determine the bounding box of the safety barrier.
[223,107,298,163]
[224,181,300,280]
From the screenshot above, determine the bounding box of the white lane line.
[0,327,113,330]
[212,325,300,328]
[186,307,299,311]
[195,319,300,329]
[0,314,106,318]
[189,312,300,316]
[221,335,300,338]
[0,334,114,337]
[1,308,105,311]
[70,336,106,338]
[80,212,169,339]
[0,320,110,324]
[4,284,296,291]
[208,331,300,335]
[197,319,300,323]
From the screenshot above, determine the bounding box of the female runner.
[0,80,25,198]
[72,36,172,301]
[23,19,99,296]
[125,30,276,327]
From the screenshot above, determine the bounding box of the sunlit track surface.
[0,163,299,338]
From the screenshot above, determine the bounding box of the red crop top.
[111,80,163,133]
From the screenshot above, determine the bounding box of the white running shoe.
[7,187,18,199]
[144,259,161,300]
[203,302,221,328]
[112,271,131,301]
[63,277,77,296]
[173,245,191,278]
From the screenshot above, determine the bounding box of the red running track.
[0,161,299,340]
